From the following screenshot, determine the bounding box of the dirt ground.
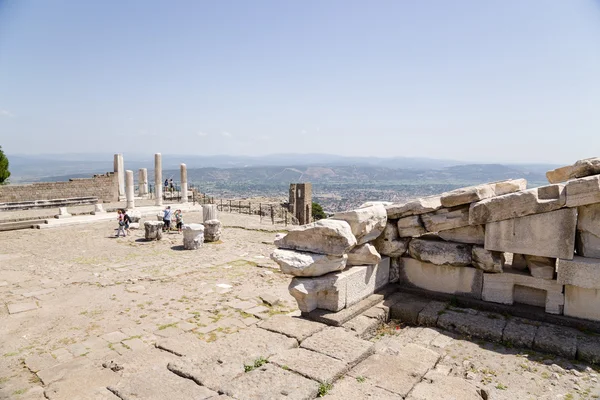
[0,211,294,399]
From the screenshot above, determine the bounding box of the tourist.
[163,205,173,232]
[116,209,126,237]
[174,209,183,233]
[164,178,169,192]
[169,178,174,193]
[123,210,132,235]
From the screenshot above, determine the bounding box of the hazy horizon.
[1,1,599,164]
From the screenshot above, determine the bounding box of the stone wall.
[273,157,600,324]
[0,173,118,203]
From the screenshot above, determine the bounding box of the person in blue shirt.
[163,206,173,232]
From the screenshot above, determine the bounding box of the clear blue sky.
[0,0,599,163]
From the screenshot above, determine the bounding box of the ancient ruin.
[274,158,600,324]
[289,183,312,225]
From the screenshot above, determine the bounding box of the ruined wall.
[0,173,118,203]
[289,183,312,225]
[273,157,600,324]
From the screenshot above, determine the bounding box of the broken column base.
[289,258,390,313]
[482,268,564,314]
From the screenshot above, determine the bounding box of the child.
[175,209,183,233]
[116,209,126,237]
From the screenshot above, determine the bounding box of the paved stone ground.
[1,210,600,399]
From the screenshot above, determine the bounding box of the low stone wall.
[0,173,118,203]
[272,157,600,324]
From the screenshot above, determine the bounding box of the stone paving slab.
[437,309,506,342]
[168,357,245,393]
[7,301,38,314]
[533,324,579,359]
[326,376,403,399]
[258,314,326,342]
[347,345,439,397]
[406,376,481,400]
[300,327,374,365]
[101,331,128,343]
[108,364,217,400]
[502,317,539,348]
[22,288,56,298]
[577,334,600,364]
[417,300,449,327]
[45,386,120,400]
[269,348,349,383]
[362,304,388,320]
[388,292,431,325]
[342,314,381,339]
[25,353,59,373]
[221,364,319,400]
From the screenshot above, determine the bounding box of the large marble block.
[484,208,577,260]
[564,285,600,321]
[398,257,483,299]
[576,203,600,258]
[557,256,600,289]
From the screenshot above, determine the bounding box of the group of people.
[164,178,175,193]
[162,205,184,233]
[115,209,132,237]
[114,206,184,238]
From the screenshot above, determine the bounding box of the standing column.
[138,168,148,196]
[114,153,125,198]
[155,153,163,206]
[180,163,188,203]
[125,170,135,209]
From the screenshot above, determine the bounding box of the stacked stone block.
[270,204,391,313]
[377,158,600,321]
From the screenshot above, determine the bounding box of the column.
[126,170,135,209]
[138,168,148,196]
[155,153,163,206]
[180,163,188,203]
[114,153,125,198]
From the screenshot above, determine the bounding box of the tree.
[0,146,9,185]
[312,202,327,221]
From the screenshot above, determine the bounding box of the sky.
[0,0,599,163]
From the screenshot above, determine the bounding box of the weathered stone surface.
[288,271,346,312]
[406,376,481,400]
[510,253,528,270]
[55,207,71,219]
[408,239,472,267]
[471,246,504,273]
[182,223,204,250]
[300,327,374,365]
[342,314,381,339]
[441,181,503,208]
[533,324,579,359]
[360,201,393,208]
[437,310,506,342]
[221,364,319,400]
[525,255,555,280]
[202,204,218,222]
[275,219,357,256]
[495,178,528,195]
[347,243,381,266]
[502,317,539,348]
[144,221,164,241]
[576,203,600,258]
[108,364,217,400]
[347,344,440,397]
[271,249,347,277]
[258,315,326,342]
[269,348,349,383]
[331,203,387,245]
[92,204,106,215]
[558,256,600,289]
[389,257,400,283]
[421,205,470,233]
[344,260,390,307]
[417,301,449,327]
[482,269,564,314]
[577,334,600,364]
[438,224,485,245]
[565,174,600,207]
[388,292,431,325]
[386,196,443,219]
[547,157,600,184]
[564,285,600,321]
[7,301,38,314]
[203,219,222,242]
[470,184,566,225]
[325,377,403,399]
[372,221,410,257]
[396,215,425,237]
[399,257,483,299]
[484,208,577,259]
